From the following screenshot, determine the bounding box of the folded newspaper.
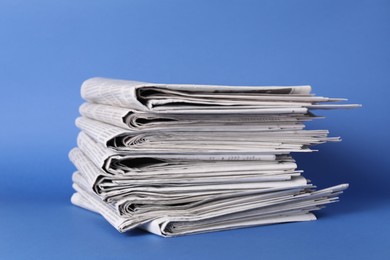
[70,77,359,237]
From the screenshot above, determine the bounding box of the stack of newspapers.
[69,77,359,237]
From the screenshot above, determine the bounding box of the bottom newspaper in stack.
[69,132,347,237]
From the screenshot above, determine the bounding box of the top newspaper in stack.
[81,77,358,114]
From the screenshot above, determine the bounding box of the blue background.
[1,0,389,259]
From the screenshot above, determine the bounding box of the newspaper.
[79,102,317,131]
[75,117,339,153]
[69,135,347,236]
[81,77,359,113]
[71,178,347,236]
[70,152,347,236]
[69,147,310,210]
[69,77,359,236]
